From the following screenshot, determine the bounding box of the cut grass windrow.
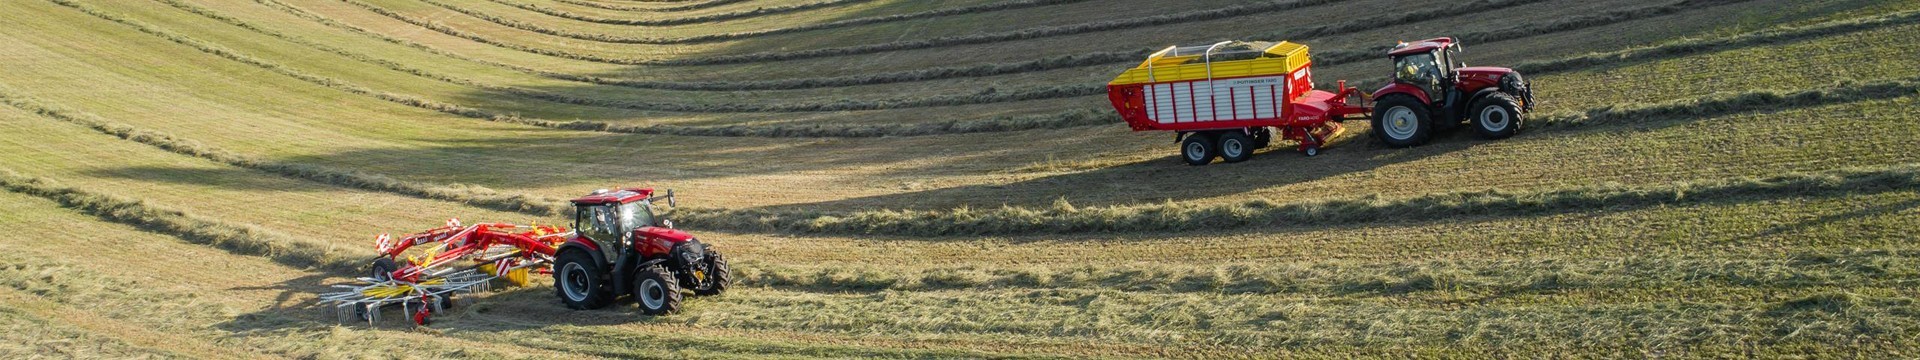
[0,171,362,272]
[154,0,1099,113]
[0,86,573,218]
[335,0,1748,93]
[473,0,874,26]
[261,0,1138,91]
[553,0,747,12]
[1530,76,1920,128]
[739,251,1920,295]
[554,0,1097,44]
[60,0,1118,137]
[1510,8,1920,75]
[674,163,1920,236]
[451,0,1097,44]
[72,0,1920,142]
[1312,0,1755,70]
[377,0,1345,65]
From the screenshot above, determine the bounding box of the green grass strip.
[0,87,572,217]
[675,163,1920,236]
[0,170,363,272]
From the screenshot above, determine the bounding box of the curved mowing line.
[156,0,1105,114]
[338,0,1701,86]
[0,170,366,273]
[10,63,1914,241]
[466,0,1098,45]
[744,253,1918,295]
[368,0,1348,65]
[0,88,574,218]
[77,0,1920,141]
[552,0,753,12]
[476,0,876,27]
[269,0,1145,90]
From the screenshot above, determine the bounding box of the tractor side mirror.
[666,189,676,207]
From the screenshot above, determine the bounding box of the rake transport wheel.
[555,250,612,310]
[1372,95,1431,147]
[695,253,731,296]
[1218,132,1255,163]
[1470,92,1523,139]
[634,265,683,315]
[369,257,396,282]
[1180,132,1219,166]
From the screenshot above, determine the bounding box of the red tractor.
[337,188,731,325]
[1370,37,1535,146]
[551,188,730,314]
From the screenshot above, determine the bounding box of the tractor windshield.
[618,201,656,230]
[575,202,656,246]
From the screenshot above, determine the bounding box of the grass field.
[2,0,1917,358]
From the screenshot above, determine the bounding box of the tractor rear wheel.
[554,250,612,310]
[1373,96,1432,147]
[1470,93,1522,139]
[633,265,683,315]
[695,253,731,296]
[1180,132,1219,166]
[1218,132,1255,163]
[369,258,396,282]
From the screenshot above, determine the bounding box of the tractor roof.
[570,188,654,205]
[1388,37,1456,57]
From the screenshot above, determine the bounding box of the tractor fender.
[612,254,667,296]
[557,241,607,271]
[1370,83,1432,107]
[1464,88,1505,110]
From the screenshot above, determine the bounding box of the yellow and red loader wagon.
[1106,41,1368,164]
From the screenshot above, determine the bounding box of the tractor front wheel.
[1372,96,1432,147]
[1470,93,1522,139]
[634,265,683,315]
[1180,132,1219,166]
[554,250,612,310]
[695,253,731,296]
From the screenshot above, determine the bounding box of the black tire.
[1217,132,1255,163]
[1372,95,1432,147]
[554,250,612,310]
[1180,132,1218,166]
[1470,92,1523,139]
[694,252,730,296]
[1303,146,1321,157]
[633,265,683,315]
[369,257,396,282]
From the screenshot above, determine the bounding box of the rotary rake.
[318,219,569,326]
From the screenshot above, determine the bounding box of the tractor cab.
[568,188,687,257]
[1389,38,1461,103]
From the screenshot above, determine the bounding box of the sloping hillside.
[1,0,1916,358]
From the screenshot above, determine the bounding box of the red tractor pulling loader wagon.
[1106,37,1535,165]
[320,188,731,326]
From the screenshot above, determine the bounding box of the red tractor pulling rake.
[1106,37,1535,164]
[319,188,732,326]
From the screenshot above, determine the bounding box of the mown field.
[1,0,1916,358]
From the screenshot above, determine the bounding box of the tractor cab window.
[1394,51,1445,100]
[618,201,656,231]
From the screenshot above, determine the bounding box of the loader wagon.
[1107,41,1368,165]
